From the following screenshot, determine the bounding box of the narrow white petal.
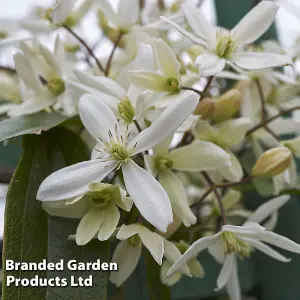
[166,234,220,277]
[14,53,42,92]
[208,239,226,264]
[159,169,196,227]
[231,1,278,45]
[153,38,180,78]
[218,152,243,182]
[110,240,142,287]
[160,16,209,47]
[79,94,118,142]
[129,91,198,154]
[222,224,264,235]
[98,205,120,241]
[118,0,139,26]
[122,161,173,232]
[163,239,191,276]
[226,257,241,300]
[231,52,292,70]
[117,224,142,240]
[52,0,75,24]
[76,207,103,245]
[139,226,164,264]
[128,71,167,92]
[183,1,216,48]
[161,261,182,286]
[98,0,119,26]
[153,136,173,156]
[216,254,235,291]
[37,160,117,201]
[243,237,290,262]
[217,117,253,146]
[254,231,300,254]
[247,195,290,224]
[196,54,225,76]
[74,69,127,99]
[169,141,231,172]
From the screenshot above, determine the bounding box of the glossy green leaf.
[0,112,67,143]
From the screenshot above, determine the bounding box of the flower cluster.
[1,0,300,299]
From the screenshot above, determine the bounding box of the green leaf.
[143,249,171,300]
[2,126,109,300]
[2,134,49,300]
[0,112,67,143]
[46,217,109,300]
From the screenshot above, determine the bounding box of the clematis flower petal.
[230,1,278,45]
[166,234,220,277]
[242,237,291,262]
[74,69,127,99]
[217,117,253,146]
[183,1,216,48]
[127,71,168,92]
[153,38,180,79]
[218,152,243,182]
[159,169,196,227]
[196,53,226,76]
[110,240,142,287]
[253,231,300,254]
[76,207,103,245]
[247,195,290,224]
[37,160,117,201]
[129,91,198,155]
[118,0,139,27]
[122,161,173,232]
[169,141,231,172]
[98,0,119,26]
[79,94,118,142]
[52,0,75,24]
[225,257,241,300]
[161,261,182,286]
[231,52,292,70]
[160,16,209,47]
[215,253,235,291]
[98,205,120,241]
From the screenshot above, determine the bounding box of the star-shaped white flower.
[161,1,292,76]
[37,91,199,232]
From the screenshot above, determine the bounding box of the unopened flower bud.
[213,89,241,122]
[118,98,135,124]
[252,147,292,178]
[194,97,215,120]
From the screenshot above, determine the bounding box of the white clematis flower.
[161,1,292,76]
[145,136,231,227]
[110,224,164,287]
[166,195,298,300]
[37,91,198,232]
[128,38,181,96]
[73,183,133,245]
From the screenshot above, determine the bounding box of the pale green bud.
[0,31,8,39]
[194,97,215,120]
[252,147,292,178]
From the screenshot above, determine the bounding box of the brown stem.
[105,32,123,76]
[181,86,202,96]
[202,171,227,225]
[0,66,16,74]
[63,25,105,73]
[246,106,300,136]
[201,76,214,97]
[158,0,165,10]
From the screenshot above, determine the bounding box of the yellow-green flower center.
[118,98,135,123]
[92,190,112,207]
[221,232,252,257]
[64,44,80,53]
[63,15,78,27]
[110,143,129,162]
[166,77,180,93]
[127,234,142,247]
[156,156,173,171]
[47,77,65,97]
[216,31,236,58]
